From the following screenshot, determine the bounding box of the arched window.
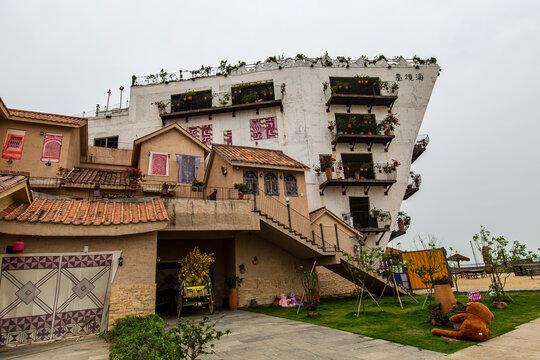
[264,173,279,196]
[243,171,258,194]
[284,174,298,196]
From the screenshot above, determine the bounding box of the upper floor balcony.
[390,211,411,240]
[412,134,429,163]
[325,77,398,113]
[403,171,422,200]
[157,82,283,123]
[318,159,398,196]
[330,113,397,152]
[343,208,391,245]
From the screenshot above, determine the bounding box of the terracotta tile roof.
[8,108,87,126]
[0,174,28,193]
[212,144,309,170]
[0,198,168,225]
[67,167,129,186]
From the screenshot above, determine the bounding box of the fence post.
[286,198,292,229]
[334,223,340,251]
[312,230,316,245]
[320,223,325,251]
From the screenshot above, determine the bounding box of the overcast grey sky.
[1,0,539,261]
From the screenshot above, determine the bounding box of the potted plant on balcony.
[313,165,321,176]
[322,81,329,92]
[327,120,335,131]
[168,183,177,197]
[234,183,248,199]
[225,276,243,311]
[56,166,71,185]
[124,167,144,188]
[320,156,335,179]
[381,113,400,135]
[93,183,101,197]
[161,183,169,196]
[397,211,410,232]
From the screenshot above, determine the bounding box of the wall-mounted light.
[252,256,259,265]
[45,161,52,166]
[286,197,290,204]
[118,257,124,266]
[40,131,45,136]
[148,152,151,157]
[259,173,263,178]
[221,165,228,175]
[239,264,245,274]
[6,159,13,164]
[279,175,283,179]
[83,245,88,253]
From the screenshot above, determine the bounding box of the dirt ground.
[453,273,540,291]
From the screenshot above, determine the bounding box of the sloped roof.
[131,123,210,166]
[67,167,129,186]
[0,174,28,194]
[8,108,87,127]
[212,144,310,170]
[0,198,168,225]
[309,206,358,235]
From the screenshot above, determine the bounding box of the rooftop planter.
[412,134,430,163]
[171,90,213,112]
[374,160,400,181]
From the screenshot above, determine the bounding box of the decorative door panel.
[0,254,114,346]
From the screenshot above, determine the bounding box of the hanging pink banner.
[41,133,63,162]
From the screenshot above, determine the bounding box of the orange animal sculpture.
[431,302,494,341]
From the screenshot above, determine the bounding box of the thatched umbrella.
[447,253,470,272]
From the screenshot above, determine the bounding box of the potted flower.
[306,302,319,318]
[124,167,144,188]
[327,120,335,131]
[429,303,450,326]
[168,183,177,197]
[381,113,400,135]
[161,183,169,195]
[234,183,248,199]
[322,81,329,92]
[225,276,243,311]
[93,183,101,197]
[313,165,321,176]
[320,156,335,179]
[397,211,410,232]
[56,166,71,185]
[192,179,204,192]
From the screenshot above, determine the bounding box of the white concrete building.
[88,55,439,249]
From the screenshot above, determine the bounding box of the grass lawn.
[245,291,540,354]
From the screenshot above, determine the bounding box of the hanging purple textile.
[176,154,201,183]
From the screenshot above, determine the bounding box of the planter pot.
[192,185,197,192]
[129,181,138,189]
[434,284,456,313]
[168,190,175,197]
[367,131,372,135]
[494,301,508,309]
[228,288,239,311]
[398,220,405,232]
[238,192,244,199]
[250,299,258,308]
[325,167,332,180]
[161,188,169,195]
[354,171,361,180]
[198,185,204,192]
[307,310,319,318]
[93,189,101,197]
[385,129,391,136]
[59,179,67,185]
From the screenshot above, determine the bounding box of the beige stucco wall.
[318,267,356,297]
[84,146,132,168]
[137,129,207,183]
[0,119,81,177]
[206,152,310,217]
[234,232,309,307]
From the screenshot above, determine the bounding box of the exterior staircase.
[252,194,403,296]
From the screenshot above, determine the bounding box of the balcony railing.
[412,134,430,163]
[319,162,397,195]
[325,80,399,113]
[404,172,422,200]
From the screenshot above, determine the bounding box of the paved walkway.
[0,312,537,360]
[439,317,540,360]
[0,335,108,360]
[164,310,442,360]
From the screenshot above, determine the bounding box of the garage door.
[0,253,118,346]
